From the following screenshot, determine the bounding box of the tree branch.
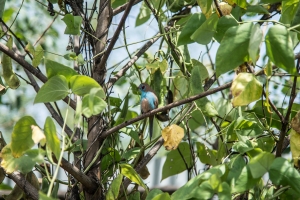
[113,0,142,16]
[0,42,76,110]
[8,171,39,200]
[276,75,298,157]
[98,0,136,73]
[106,32,162,89]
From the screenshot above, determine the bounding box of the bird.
[138,83,158,139]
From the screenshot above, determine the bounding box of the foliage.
[0,0,300,199]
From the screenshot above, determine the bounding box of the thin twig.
[98,0,136,71]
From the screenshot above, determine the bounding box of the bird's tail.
[149,115,154,140]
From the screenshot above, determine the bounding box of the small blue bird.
[139,83,158,139]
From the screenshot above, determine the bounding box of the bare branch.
[8,171,39,200]
[113,0,142,16]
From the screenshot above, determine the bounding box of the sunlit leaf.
[62,14,82,35]
[269,157,300,194]
[1,144,45,174]
[247,152,274,178]
[197,0,213,18]
[45,59,77,81]
[106,174,123,200]
[34,75,69,103]
[280,0,299,24]
[216,23,262,76]
[231,73,263,107]
[44,117,61,159]
[215,15,238,43]
[265,25,296,75]
[11,116,37,157]
[31,125,46,146]
[135,2,151,27]
[82,93,107,118]
[70,75,101,96]
[162,124,184,150]
[120,164,148,192]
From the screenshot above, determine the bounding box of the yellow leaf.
[231,73,262,107]
[162,124,184,151]
[31,125,46,146]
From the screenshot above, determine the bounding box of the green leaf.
[111,0,127,8]
[246,5,269,14]
[232,165,261,193]
[248,152,274,179]
[215,15,239,43]
[280,0,300,24]
[216,23,263,76]
[106,174,123,200]
[152,193,171,200]
[70,75,102,96]
[265,25,296,75]
[269,157,300,194]
[39,192,58,200]
[291,2,300,31]
[1,145,45,174]
[25,43,44,67]
[123,147,140,160]
[260,0,283,3]
[63,52,77,61]
[177,13,206,46]
[61,14,82,35]
[218,182,231,199]
[1,37,20,89]
[44,117,60,159]
[45,59,78,81]
[135,2,151,27]
[162,142,193,181]
[191,59,218,117]
[191,13,219,45]
[232,140,254,154]
[11,116,37,157]
[82,93,107,118]
[189,181,214,199]
[34,75,69,103]
[196,142,218,166]
[146,189,164,200]
[232,0,247,9]
[231,73,263,107]
[0,0,6,18]
[227,155,246,187]
[120,164,148,192]
[197,0,213,18]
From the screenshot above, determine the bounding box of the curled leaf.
[162,124,184,150]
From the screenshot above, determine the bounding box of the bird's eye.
[141,85,145,90]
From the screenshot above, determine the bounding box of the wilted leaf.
[31,125,46,145]
[25,43,44,67]
[1,144,45,174]
[1,37,20,89]
[162,124,184,150]
[231,73,263,107]
[11,116,37,157]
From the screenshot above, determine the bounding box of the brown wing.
[141,98,150,113]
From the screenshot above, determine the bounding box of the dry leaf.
[31,125,46,146]
[162,124,184,150]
